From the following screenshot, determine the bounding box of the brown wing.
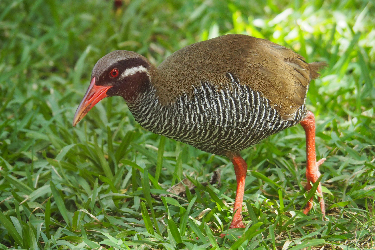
[154,34,326,120]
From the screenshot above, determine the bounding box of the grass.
[1,0,374,249]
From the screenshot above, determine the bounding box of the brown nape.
[154,34,327,120]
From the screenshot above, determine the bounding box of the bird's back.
[155,34,325,120]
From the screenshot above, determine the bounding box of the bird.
[73,34,327,230]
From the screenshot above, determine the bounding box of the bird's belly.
[130,82,306,156]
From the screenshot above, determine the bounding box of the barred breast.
[128,72,305,156]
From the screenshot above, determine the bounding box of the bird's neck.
[126,78,162,129]
[123,65,162,116]
[113,64,157,104]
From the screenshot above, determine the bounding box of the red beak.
[72,77,112,126]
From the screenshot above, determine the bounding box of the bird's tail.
[309,61,328,79]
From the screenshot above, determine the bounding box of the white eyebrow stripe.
[120,65,149,79]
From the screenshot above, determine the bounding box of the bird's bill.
[72,77,112,126]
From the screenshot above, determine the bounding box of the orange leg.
[228,154,248,229]
[300,111,326,215]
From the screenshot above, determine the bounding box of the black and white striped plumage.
[128,76,305,156]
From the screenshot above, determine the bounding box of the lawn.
[1,0,374,249]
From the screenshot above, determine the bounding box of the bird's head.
[72,50,152,126]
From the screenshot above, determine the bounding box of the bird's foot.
[303,158,326,216]
[229,219,246,229]
[220,219,245,238]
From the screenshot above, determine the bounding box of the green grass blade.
[50,181,71,227]
[180,196,197,235]
[189,219,209,244]
[168,217,182,244]
[93,142,113,179]
[269,224,276,250]
[114,131,135,164]
[229,222,264,250]
[45,198,51,238]
[204,223,219,248]
[0,212,23,246]
[155,136,165,182]
[332,32,361,74]
[141,202,155,235]
[89,179,99,211]
[98,175,118,193]
[289,239,326,250]
[5,175,33,195]
[250,171,283,191]
[278,189,284,213]
[143,169,160,234]
[121,159,162,189]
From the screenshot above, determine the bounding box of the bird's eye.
[109,68,119,78]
